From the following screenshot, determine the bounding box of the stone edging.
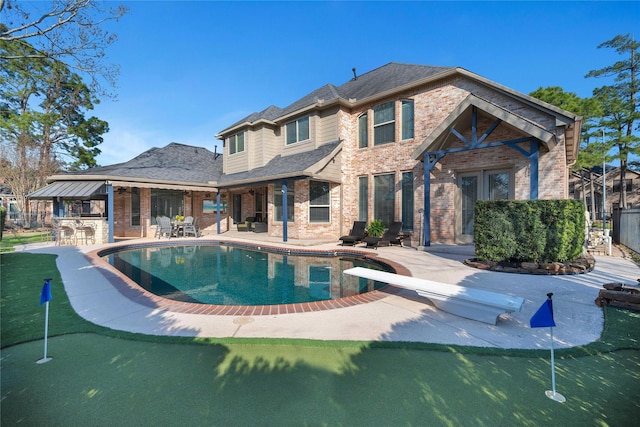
[464,256,595,275]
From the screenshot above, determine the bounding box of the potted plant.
[366,219,385,238]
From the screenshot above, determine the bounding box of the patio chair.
[55,222,76,245]
[155,216,173,239]
[183,217,200,237]
[339,221,367,246]
[236,217,255,232]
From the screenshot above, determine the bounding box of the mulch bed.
[464,256,595,275]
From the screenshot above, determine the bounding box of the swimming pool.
[101,243,394,306]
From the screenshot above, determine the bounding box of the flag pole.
[37,278,53,364]
[530,292,565,402]
[545,325,565,402]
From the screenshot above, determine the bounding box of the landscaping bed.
[464,256,595,275]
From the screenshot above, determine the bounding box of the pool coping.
[85,240,412,316]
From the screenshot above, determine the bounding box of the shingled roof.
[218,140,342,187]
[221,62,455,132]
[50,143,223,185]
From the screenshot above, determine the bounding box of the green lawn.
[2,252,639,426]
[0,230,52,252]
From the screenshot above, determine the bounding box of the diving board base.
[343,267,524,325]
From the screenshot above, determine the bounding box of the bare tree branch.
[1,0,128,96]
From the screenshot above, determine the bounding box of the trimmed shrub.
[474,204,517,261]
[474,200,585,263]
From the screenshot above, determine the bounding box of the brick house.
[216,63,582,246]
[29,62,581,245]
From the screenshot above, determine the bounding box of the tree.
[529,86,602,219]
[0,36,108,220]
[0,0,127,94]
[586,33,640,210]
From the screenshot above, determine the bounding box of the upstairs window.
[401,100,414,140]
[228,132,245,154]
[286,116,310,145]
[613,179,633,193]
[358,113,368,148]
[373,101,395,145]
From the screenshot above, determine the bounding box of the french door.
[457,170,512,243]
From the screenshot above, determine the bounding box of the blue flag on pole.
[530,293,555,328]
[40,279,52,306]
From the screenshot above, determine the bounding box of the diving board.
[343,267,525,325]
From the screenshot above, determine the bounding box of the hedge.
[474,200,585,263]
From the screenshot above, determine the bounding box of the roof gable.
[412,94,556,159]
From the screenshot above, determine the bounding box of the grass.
[2,252,639,426]
[0,230,51,252]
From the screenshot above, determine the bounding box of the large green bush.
[474,200,585,263]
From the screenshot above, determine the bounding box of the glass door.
[458,173,479,243]
[254,186,267,222]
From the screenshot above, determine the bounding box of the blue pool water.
[102,243,393,305]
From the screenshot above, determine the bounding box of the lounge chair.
[339,221,367,246]
[365,221,405,249]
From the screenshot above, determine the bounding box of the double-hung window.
[286,116,310,145]
[358,113,368,148]
[228,132,245,154]
[401,100,414,140]
[309,181,330,222]
[373,101,395,145]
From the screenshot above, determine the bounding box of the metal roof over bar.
[28,181,107,199]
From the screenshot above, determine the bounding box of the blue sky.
[91,1,639,166]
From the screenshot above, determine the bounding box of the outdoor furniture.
[343,267,525,325]
[236,217,256,232]
[183,217,200,237]
[155,216,173,238]
[339,221,367,246]
[57,224,76,245]
[73,219,96,244]
[252,221,267,233]
[365,221,404,249]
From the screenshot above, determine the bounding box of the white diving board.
[343,267,525,325]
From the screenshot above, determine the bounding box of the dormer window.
[286,116,310,145]
[373,101,395,145]
[228,131,245,154]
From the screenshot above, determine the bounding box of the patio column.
[216,192,221,234]
[282,181,288,242]
[422,153,444,247]
[107,184,114,243]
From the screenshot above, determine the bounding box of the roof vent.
[352,67,357,80]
